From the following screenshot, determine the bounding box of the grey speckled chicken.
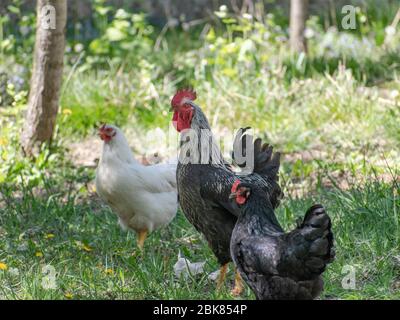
[171,89,282,295]
[229,181,335,300]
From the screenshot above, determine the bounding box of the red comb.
[231,179,241,193]
[171,89,197,109]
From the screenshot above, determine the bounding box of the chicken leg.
[137,230,148,251]
[231,269,244,296]
[216,263,228,291]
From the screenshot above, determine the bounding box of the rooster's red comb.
[171,89,197,109]
[231,179,242,193]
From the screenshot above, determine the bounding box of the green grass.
[0,174,399,300]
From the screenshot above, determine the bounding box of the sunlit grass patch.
[0,172,398,299]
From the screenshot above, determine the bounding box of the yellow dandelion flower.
[64,292,73,299]
[35,252,43,258]
[0,138,8,146]
[82,244,93,252]
[75,241,93,252]
[45,233,55,239]
[0,262,8,271]
[62,109,72,115]
[105,268,114,275]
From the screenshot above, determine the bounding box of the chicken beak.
[98,130,106,141]
[229,192,238,199]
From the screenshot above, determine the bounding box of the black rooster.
[171,89,282,294]
[229,181,335,300]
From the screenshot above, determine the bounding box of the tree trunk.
[21,0,67,157]
[290,0,309,53]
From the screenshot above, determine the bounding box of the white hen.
[95,124,178,250]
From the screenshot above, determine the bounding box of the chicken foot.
[137,230,148,251]
[231,269,244,296]
[216,263,228,291]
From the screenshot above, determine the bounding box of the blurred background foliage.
[0,0,399,186]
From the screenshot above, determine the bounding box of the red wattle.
[236,195,247,205]
[172,108,193,132]
[173,111,179,131]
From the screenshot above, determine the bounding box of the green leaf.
[113,20,130,30]
[89,38,109,54]
[105,27,126,42]
[94,5,112,16]
[222,18,237,25]
[7,5,20,15]
[115,9,130,20]
[206,27,216,41]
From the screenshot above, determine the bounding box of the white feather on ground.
[173,252,206,279]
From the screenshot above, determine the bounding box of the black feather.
[230,187,335,300]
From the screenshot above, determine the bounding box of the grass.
[0,174,399,300]
[1,1,400,300]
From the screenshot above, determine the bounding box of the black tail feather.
[279,205,334,280]
[232,128,282,208]
[300,205,335,274]
[232,128,280,179]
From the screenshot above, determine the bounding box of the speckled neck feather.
[179,103,228,170]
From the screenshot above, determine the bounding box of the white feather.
[173,252,206,279]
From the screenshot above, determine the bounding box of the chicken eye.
[238,187,250,198]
